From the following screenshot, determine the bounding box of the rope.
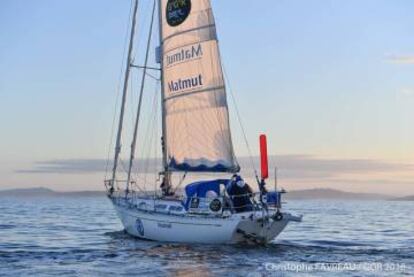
[126,0,157,192]
[105,0,135,180]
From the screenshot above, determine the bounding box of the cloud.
[17,155,413,181]
[326,178,414,186]
[386,55,414,64]
[16,158,161,175]
[17,159,107,174]
[238,155,413,180]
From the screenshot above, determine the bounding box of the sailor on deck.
[227,175,254,213]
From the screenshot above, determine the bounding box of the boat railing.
[104,179,129,192]
[109,189,282,215]
[185,191,281,214]
[104,180,157,197]
[110,189,160,200]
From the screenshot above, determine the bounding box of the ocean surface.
[0,196,412,277]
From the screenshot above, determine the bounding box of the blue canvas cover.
[266,191,281,206]
[184,179,229,210]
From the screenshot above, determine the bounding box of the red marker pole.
[260,134,269,180]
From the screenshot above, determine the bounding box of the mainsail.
[160,0,239,172]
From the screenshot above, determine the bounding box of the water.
[0,196,413,276]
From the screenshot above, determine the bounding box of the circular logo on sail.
[135,218,144,236]
[166,0,191,27]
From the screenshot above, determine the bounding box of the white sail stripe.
[163,38,214,56]
[162,24,215,43]
[165,102,225,115]
[164,85,225,102]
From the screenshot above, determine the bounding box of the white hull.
[111,196,300,244]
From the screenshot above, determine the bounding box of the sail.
[160,0,239,172]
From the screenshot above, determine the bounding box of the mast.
[157,0,171,187]
[110,0,139,191]
[126,0,157,191]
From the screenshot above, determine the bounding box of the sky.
[0,0,413,195]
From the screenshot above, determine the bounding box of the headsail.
[160,0,239,172]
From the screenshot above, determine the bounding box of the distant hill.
[0,187,56,197]
[283,188,389,200]
[389,195,414,201]
[0,187,392,200]
[0,187,105,197]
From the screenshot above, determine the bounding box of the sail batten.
[160,0,239,173]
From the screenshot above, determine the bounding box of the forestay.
[160,0,239,172]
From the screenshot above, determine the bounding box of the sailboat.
[105,0,301,244]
